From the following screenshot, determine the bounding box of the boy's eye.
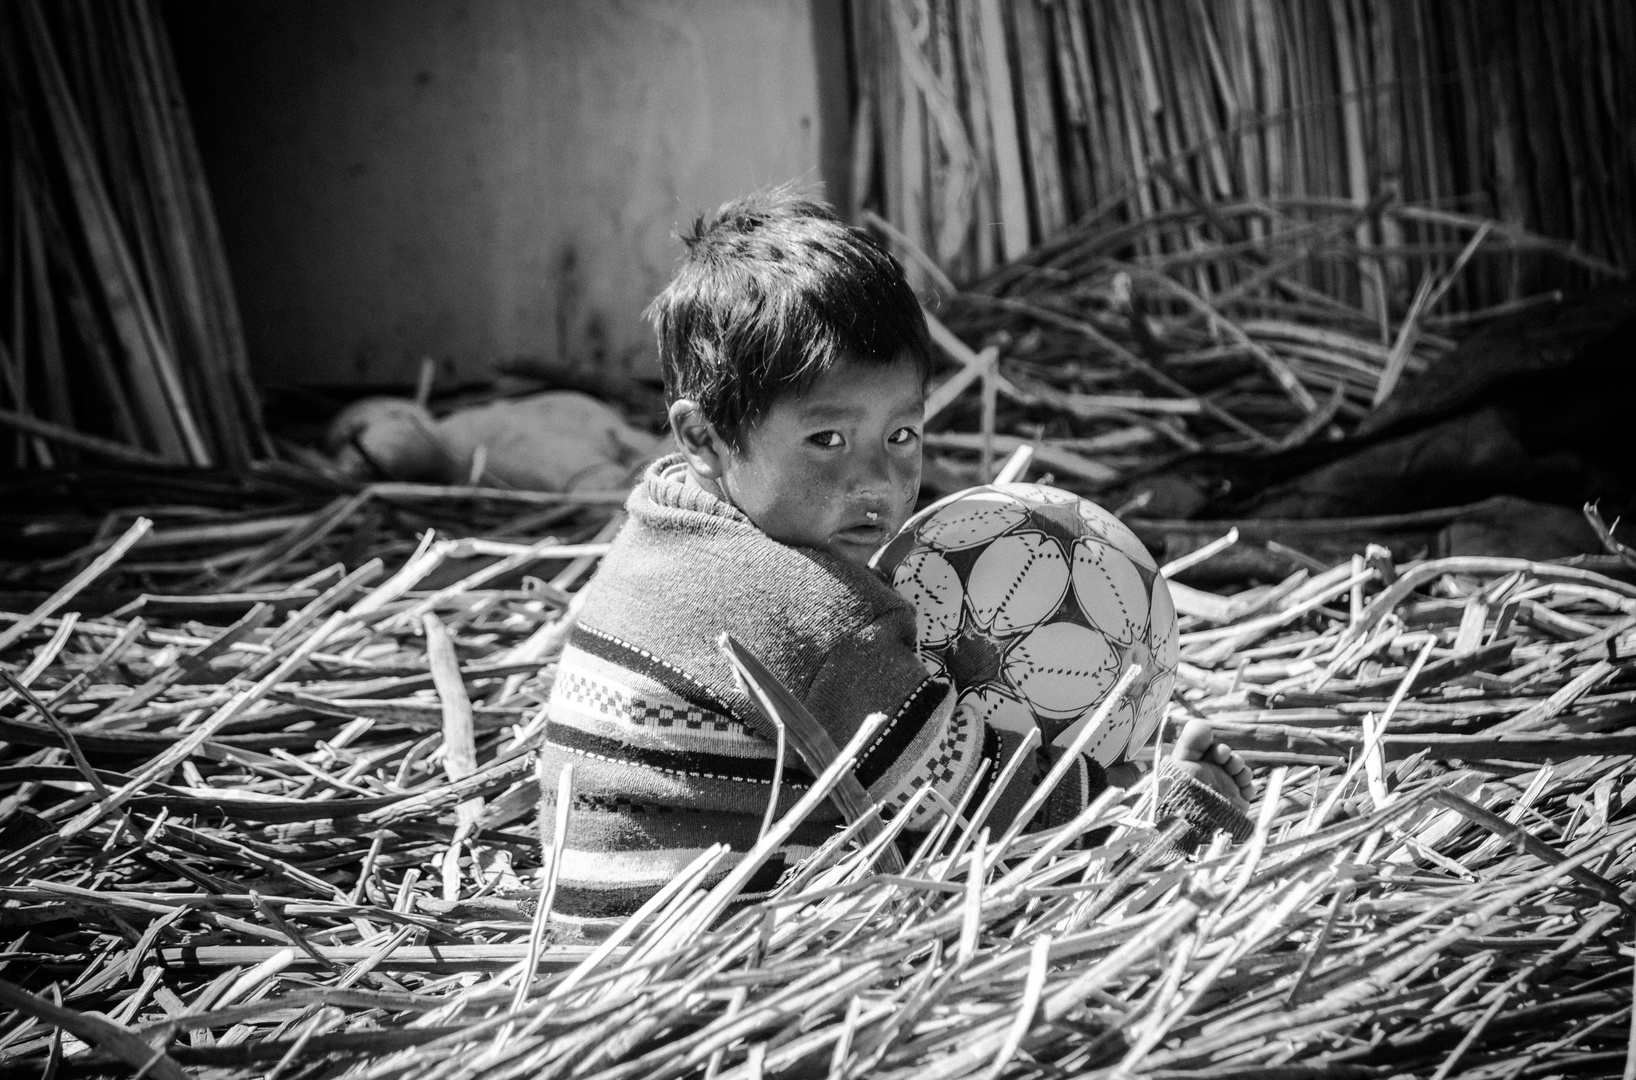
[808,431,844,448]
[888,426,921,446]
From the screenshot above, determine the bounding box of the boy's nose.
[852,445,897,491]
[850,451,915,513]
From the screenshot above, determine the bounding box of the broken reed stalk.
[0,469,1634,1079]
[1585,501,1636,574]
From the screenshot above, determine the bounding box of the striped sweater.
[537,457,1237,924]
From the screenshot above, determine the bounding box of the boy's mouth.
[834,521,888,549]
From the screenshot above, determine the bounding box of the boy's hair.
[646,185,933,450]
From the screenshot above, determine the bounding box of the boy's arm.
[975,726,1109,834]
[801,610,1110,833]
[799,613,977,829]
[803,610,1252,850]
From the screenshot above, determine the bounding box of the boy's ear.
[668,399,730,478]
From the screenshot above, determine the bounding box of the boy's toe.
[1172,717,1215,762]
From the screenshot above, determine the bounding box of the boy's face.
[680,357,924,565]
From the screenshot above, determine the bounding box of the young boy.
[536,187,1252,923]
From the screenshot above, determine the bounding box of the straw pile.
[0,465,628,601]
[1,482,1633,1079]
[907,196,1623,499]
[0,0,267,470]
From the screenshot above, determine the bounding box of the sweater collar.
[628,454,899,591]
[629,453,754,525]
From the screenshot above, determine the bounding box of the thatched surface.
[0,483,1633,1080]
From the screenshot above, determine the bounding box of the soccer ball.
[872,483,1178,767]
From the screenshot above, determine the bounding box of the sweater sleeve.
[800,607,1109,834]
[796,608,1249,853]
[976,728,1110,837]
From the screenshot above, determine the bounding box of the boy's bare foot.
[1168,717,1253,810]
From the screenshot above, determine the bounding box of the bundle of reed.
[0,492,1632,1079]
[0,0,267,471]
[909,195,1614,497]
[851,0,1636,309]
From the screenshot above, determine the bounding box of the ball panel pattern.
[1129,670,1174,752]
[1070,538,1150,645]
[966,531,1069,637]
[919,650,948,681]
[1075,499,1158,571]
[874,483,1179,767]
[1002,621,1118,721]
[997,482,1079,506]
[1149,575,1179,671]
[957,685,1036,736]
[915,491,1028,549]
[1054,695,1136,759]
[891,549,963,649]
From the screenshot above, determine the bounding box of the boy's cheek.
[894,458,922,508]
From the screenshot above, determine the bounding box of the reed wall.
[850,0,1635,310]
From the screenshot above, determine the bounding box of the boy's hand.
[1167,716,1253,810]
